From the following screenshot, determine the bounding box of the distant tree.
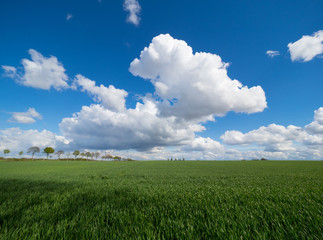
[43,147,55,159]
[4,149,10,158]
[95,152,100,160]
[182,158,185,161]
[90,152,95,160]
[80,152,85,159]
[66,152,72,159]
[102,154,113,160]
[19,151,23,158]
[113,156,121,161]
[85,152,91,159]
[28,146,40,160]
[73,150,80,159]
[55,150,64,159]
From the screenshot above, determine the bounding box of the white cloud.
[123,0,141,26]
[2,35,321,160]
[58,34,268,153]
[288,30,323,62]
[221,124,303,148]
[305,107,323,134]
[74,74,128,112]
[0,128,69,154]
[66,13,73,21]
[183,137,224,152]
[9,108,42,124]
[130,34,267,121]
[220,108,323,159]
[116,147,220,160]
[107,144,292,160]
[2,49,69,90]
[266,50,280,58]
[2,65,17,78]
[59,34,267,152]
[60,100,204,151]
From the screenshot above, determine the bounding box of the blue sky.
[0,0,322,160]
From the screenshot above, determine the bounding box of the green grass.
[0,161,322,239]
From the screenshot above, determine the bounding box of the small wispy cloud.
[9,108,42,124]
[123,0,141,26]
[66,13,73,21]
[266,50,280,58]
[2,65,17,78]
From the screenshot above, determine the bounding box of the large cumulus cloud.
[60,100,204,151]
[130,34,267,121]
[60,34,266,151]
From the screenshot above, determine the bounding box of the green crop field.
[0,160,322,239]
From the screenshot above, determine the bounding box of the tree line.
[2,147,132,161]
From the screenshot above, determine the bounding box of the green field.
[0,161,322,239]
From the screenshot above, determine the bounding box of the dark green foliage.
[3,149,10,156]
[113,156,121,161]
[73,150,80,159]
[0,161,322,239]
[43,147,55,159]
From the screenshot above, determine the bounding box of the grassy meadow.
[0,160,322,239]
